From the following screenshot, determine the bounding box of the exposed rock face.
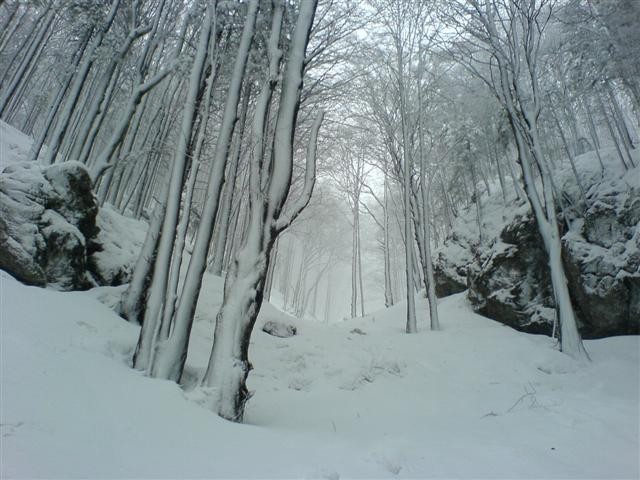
[434,149,639,339]
[434,232,472,297]
[467,214,556,335]
[563,187,640,337]
[0,162,144,290]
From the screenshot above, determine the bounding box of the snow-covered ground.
[0,121,38,170]
[2,268,638,478]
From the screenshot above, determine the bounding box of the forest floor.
[2,266,638,478]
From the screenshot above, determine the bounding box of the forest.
[1,0,638,477]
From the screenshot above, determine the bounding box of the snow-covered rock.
[562,169,640,337]
[262,320,298,338]
[435,147,640,338]
[468,213,556,334]
[0,161,145,290]
[0,162,98,290]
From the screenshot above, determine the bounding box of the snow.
[2,269,638,478]
[0,121,36,171]
[92,205,147,285]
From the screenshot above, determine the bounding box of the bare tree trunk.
[133,2,217,374]
[549,105,587,202]
[145,0,259,382]
[356,205,365,316]
[202,0,321,421]
[597,92,629,170]
[350,205,358,318]
[78,65,122,165]
[383,174,394,307]
[119,177,170,324]
[0,6,55,117]
[42,0,121,165]
[210,81,251,276]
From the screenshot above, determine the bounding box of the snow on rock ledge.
[434,148,640,338]
[0,162,144,290]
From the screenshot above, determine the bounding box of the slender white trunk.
[133,4,215,373]
[0,7,55,118]
[350,205,358,318]
[147,0,259,382]
[203,0,321,421]
[383,174,394,307]
[42,0,121,164]
[119,178,170,324]
[356,207,365,317]
[210,82,252,276]
[78,64,121,165]
[160,31,220,339]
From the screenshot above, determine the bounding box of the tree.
[201,0,323,421]
[444,0,589,360]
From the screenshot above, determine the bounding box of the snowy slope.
[2,270,638,478]
[0,121,37,170]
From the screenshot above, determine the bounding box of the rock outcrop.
[0,162,98,289]
[562,184,640,337]
[0,162,144,290]
[434,148,639,338]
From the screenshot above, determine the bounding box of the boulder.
[262,320,297,338]
[0,162,98,290]
[0,162,144,291]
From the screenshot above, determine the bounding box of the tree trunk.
[210,81,252,276]
[133,3,217,373]
[0,6,55,118]
[145,0,259,382]
[202,0,321,421]
[42,0,121,164]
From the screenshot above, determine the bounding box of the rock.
[434,234,474,297]
[562,187,640,337]
[467,214,555,335]
[433,150,639,339]
[0,162,143,291]
[350,328,366,335]
[0,215,45,286]
[0,162,97,290]
[262,320,297,338]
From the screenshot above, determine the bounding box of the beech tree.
[200,0,323,421]
[444,0,589,360]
